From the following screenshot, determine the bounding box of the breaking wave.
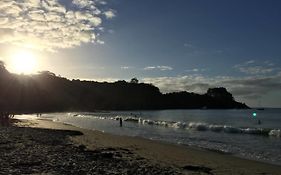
[72,114,280,138]
[65,114,281,138]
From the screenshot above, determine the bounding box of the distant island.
[0,64,249,113]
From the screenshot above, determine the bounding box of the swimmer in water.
[119,117,123,127]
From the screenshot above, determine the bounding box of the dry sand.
[2,119,281,175]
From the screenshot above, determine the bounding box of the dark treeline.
[0,63,249,113]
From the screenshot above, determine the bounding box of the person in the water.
[119,117,123,127]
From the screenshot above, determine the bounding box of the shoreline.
[17,118,281,174]
[35,115,281,166]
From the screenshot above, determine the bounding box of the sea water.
[21,109,281,165]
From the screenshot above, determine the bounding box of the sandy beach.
[1,119,280,175]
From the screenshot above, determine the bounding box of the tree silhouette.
[0,60,6,71]
[0,64,249,112]
[130,77,139,84]
[0,60,4,68]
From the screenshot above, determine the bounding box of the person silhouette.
[119,117,123,127]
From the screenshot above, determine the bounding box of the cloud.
[189,68,199,72]
[185,68,206,73]
[72,0,95,8]
[144,66,156,70]
[144,66,173,71]
[236,66,274,75]
[264,60,275,66]
[96,40,105,44]
[79,77,119,83]
[245,60,255,64]
[234,60,276,75]
[0,0,115,51]
[142,73,281,101]
[143,75,213,94]
[121,66,134,70]
[103,10,116,19]
[183,43,194,48]
[138,60,278,104]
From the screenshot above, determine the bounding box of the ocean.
[17,109,281,165]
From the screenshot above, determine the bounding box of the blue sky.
[1,0,281,107]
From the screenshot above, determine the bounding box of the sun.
[9,50,37,74]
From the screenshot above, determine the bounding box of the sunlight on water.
[15,114,38,120]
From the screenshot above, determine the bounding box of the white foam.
[223,126,241,133]
[209,125,224,132]
[153,121,169,127]
[242,128,259,134]
[66,114,280,138]
[269,129,281,137]
[188,122,208,131]
[172,122,187,129]
[142,119,154,125]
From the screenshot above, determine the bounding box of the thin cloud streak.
[234,60,277,75]
[121,66,134,70]
[144,66,173,71]
[185,68,206,73]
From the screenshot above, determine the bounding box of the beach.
[1,119,280,175]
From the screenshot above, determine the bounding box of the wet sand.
[1,119,281,175]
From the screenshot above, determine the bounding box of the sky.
[0,0,281,107]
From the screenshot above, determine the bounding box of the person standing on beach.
[120,117,123,127]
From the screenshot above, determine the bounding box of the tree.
[130,77,139,84]
[38,71,56,76]
[0,60,8,74]
[0,60,5,69]
[206,87,233,100]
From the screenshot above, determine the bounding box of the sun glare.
[9,50,37,74]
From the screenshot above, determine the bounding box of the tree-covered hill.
[0,64,249,113]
